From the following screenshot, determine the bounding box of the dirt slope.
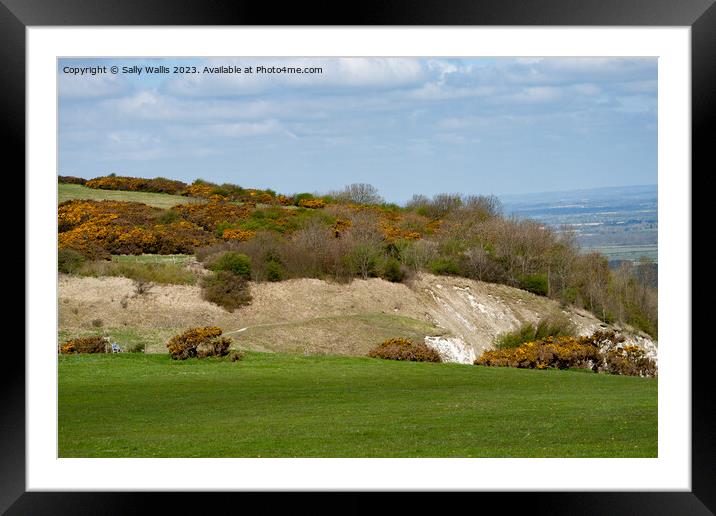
[58,272,655,357]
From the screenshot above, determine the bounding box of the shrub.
[495,316,576,349]
[604,345,657,377]
[58,175,87,185]
[494,324,539,350]
[133,279,153,296]
[227,349,245,362]
[58,200,216,257]
[519,273,549,296]
[222,228,256,242]
[380,257,406,283]
[265,260,284,282]
[85,175,187,194]
[58,248,86,273]
[60,336,109,354]
[368,338,442,363]
[476,336,600,371]
[166,326,232,360]
[207,251,252,279]
[200,271,252,311]
[171,202,252,232]
[428,257,460,276]
[477,330,656,377]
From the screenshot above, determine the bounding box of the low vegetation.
[200,271,252,311]
[477,331,656,377]
[73,259,197,285]
[367,337,442,363]
[494,315,576,349]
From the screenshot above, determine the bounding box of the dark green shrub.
[368,338,442,363]
[266,260,284,282]
[494,315,576,349]
[519,273,549,296]
[207,251,252,279]
[58,248,86,273]
[381,257,406,283]
[494,324,538,349]
[200,271,252,312]
[428,257,460,276]
[58,175,87,185]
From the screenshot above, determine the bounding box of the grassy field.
[58,183,276,209]
[58,352,657,458]
[583,244,658,263]
[58,183,197,208]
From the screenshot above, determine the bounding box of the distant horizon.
[58,170,656,206]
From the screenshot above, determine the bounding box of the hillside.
[58,270,656,361]
[57,174,658,342]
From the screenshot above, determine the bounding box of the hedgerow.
[476,331,656,377]
[58,175,87,185]
[86,175,187,194]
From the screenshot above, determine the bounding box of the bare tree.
[336,183,383,205]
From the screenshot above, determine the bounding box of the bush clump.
[494,315,576,349]
[380,257,406,283]
[476,330,656,377]
[166,326,232,360]
[518,273,549,296]
[86,175,187,195]
[207,251,252,279]
[58,248,86,273]
[200,271,252,311]
[604,345,657,377]
[58,175,87,185]
[368,338,442,363]
[59,336,109,354]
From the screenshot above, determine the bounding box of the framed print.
[7,0,712,513]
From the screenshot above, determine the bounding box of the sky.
[58,57,657,204]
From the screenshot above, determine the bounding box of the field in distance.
[58,183,198,209]
[58,352,657,458]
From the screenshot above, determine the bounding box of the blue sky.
[58,57,657,204]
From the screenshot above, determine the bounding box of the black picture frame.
[6,0,711,513]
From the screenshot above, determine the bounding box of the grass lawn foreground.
[58,352,657,458]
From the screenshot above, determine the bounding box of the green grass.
[58,352,657,458]
[111,254,194,265]
[76,259,197,285]
[58,183,198,209]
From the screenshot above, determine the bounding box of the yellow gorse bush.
[58,200,216,258]
[222,228,256,241]
[166,326,232,360]
[476,332,656,377]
